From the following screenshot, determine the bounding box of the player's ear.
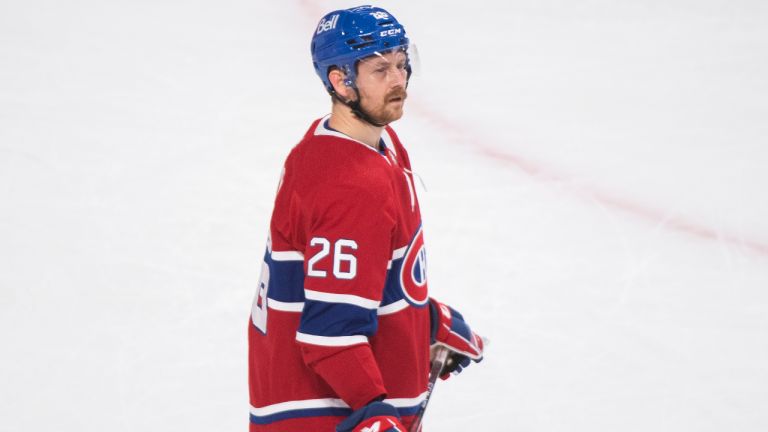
[329,69,353,100]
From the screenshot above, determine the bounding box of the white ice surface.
[1,1,767,431]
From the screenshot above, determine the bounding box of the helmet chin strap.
[332,88,389,128]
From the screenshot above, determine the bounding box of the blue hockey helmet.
[311,5,417,94]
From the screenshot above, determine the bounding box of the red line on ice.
[408,100,768,258]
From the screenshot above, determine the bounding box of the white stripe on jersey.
[267,299,304,312]
[388,391,428,408]
[377,299,409,316]
[269,299,409,315]
[304,289,380,309]
[392,245,407,260]
[387,245,408,269]
[295,332,368,347]
[271,250,304,261]
[250,398,349,417]
[248,391,426,418]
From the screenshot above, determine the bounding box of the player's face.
[355,49,409,125]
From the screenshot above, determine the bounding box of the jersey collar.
[314,114,396,157]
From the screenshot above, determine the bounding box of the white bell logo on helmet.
[316,14,339,34]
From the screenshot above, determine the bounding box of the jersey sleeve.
[296,182,397,411]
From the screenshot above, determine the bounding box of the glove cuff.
[336,401,402,432]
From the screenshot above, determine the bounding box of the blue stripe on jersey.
[263,250,305,303]
[381,258,405,307]
[249,403,422,425]
[298,300,378,338]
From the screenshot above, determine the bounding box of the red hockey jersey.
[248,115,431,431]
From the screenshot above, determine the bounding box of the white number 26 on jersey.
[308,237,358,280]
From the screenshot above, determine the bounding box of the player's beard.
[360,87,408,125]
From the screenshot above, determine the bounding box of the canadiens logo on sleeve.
[399,223,429,308]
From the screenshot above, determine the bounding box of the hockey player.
[248,6,485,432]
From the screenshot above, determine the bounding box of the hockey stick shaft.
[408,346,449,432]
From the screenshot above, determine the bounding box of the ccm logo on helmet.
[380,28,402,37]
[399,224,429,308]
[317,14,339,35]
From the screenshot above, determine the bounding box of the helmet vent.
[346,39,357,45]
[352,41,376,50]
[360,35,374,41]
[377,21,393,26]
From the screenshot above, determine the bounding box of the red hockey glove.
[336,401,407,432]
[428,298,484,379]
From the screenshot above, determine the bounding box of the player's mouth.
[386,89,407,105]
